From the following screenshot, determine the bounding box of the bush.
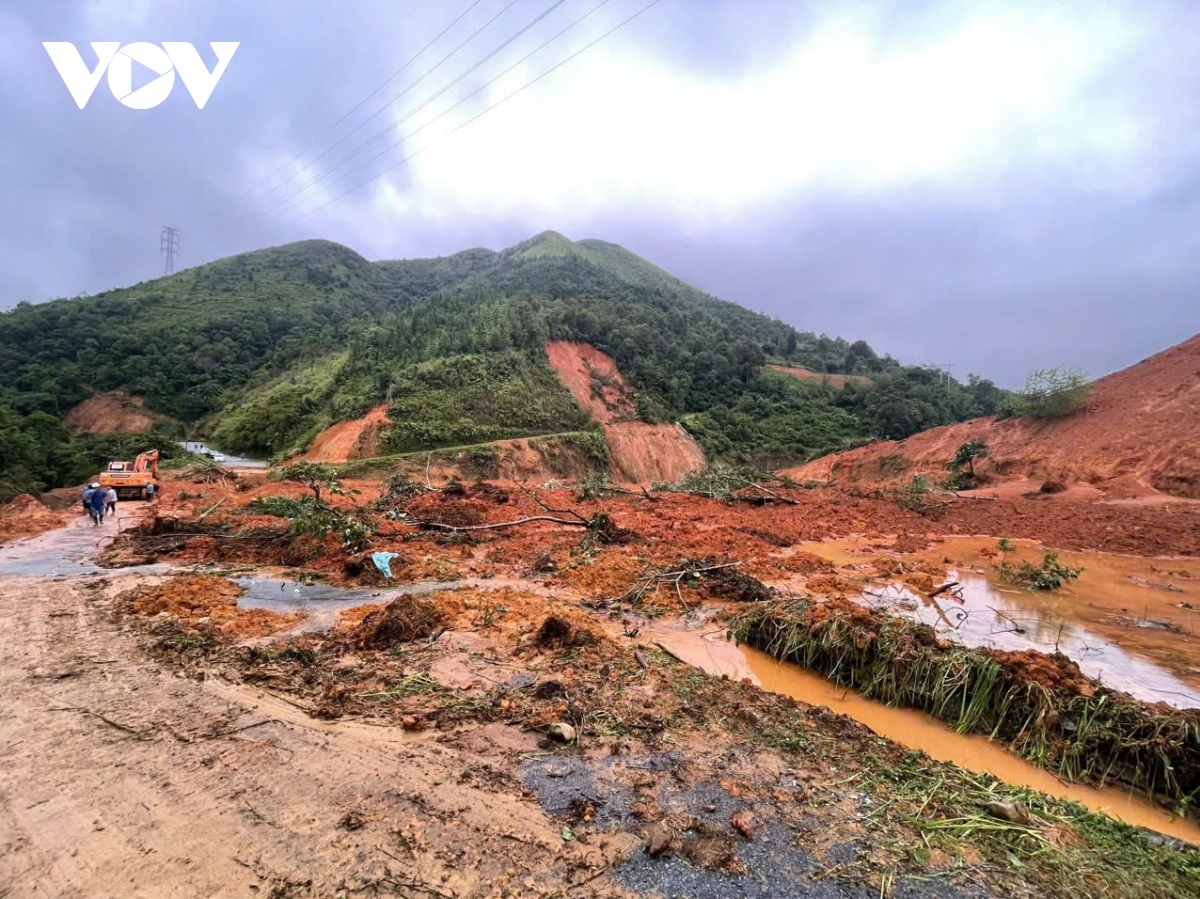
[1007,367,1090,419]
[997,551,1081,590]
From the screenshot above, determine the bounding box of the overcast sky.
[3,0,1199,386]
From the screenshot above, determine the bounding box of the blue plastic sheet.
[371,551,400,580]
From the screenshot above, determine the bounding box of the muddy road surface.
[0,575,607,898]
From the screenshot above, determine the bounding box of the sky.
[3,0,1199,387]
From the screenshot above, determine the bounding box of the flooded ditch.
[644,615,1200,843]
[742,645,1200,844]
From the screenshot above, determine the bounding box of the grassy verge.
[735,597,1200,819]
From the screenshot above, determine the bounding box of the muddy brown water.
[642,617,1200,843]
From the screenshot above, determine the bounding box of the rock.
[985,800,1035,827]
[547,722,576,744]
[1040,480,1068,495]
[401,715,425,731]
[730,810,754,840]
[645,824,672,857]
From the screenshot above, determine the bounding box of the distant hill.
[788,334,1200,500]
[0,231,1003,498]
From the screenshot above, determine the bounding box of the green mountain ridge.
[0,231,1005,499]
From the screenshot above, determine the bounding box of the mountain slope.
[788,334,1200,499]
[0,231,1004,497]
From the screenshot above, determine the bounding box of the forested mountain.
[0,231,1004,498]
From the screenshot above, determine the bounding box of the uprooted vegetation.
[345,595,444,649]
[997,551,1083,591]
[736,596,1200,818]
[657,463,802,504]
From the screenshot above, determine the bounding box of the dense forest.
[0,231,1006,499]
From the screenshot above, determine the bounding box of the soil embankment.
[305,403,390,462]
[787,333,1200,500]
[62,389,173,435]
[546,341,705,484]
[0,494,70,545]
[604,422,706,484]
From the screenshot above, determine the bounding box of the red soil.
[306,404,390,463]
[603,422,706,485]
[545,341,705,484]
[545,341,637,424]
[62,389,172,435]
[769,365,872,389]
[787,333,1200,500]
[0,494,70,545]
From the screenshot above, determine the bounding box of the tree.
[279,462,342,503]
[948,440,989,477]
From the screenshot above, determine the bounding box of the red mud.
[603,422,706,485]
[0,494,72,545]
[545,341,637,424]
[62,389,173,435]
[123,575,303,637]
[787,333,1200,501]
[305,403,390,462]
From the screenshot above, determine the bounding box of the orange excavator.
[99,449,161,501]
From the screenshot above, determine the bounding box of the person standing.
[105,486,118,518]
[82,483,96,516]
[88,483,107,526]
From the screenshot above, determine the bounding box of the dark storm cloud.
[2,0,1199,387]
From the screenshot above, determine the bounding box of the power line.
[240,0,483,203]
[160,226,180,275]
[293,0,659,223]
[266,0,564,216]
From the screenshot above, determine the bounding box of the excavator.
[99,449,161,501]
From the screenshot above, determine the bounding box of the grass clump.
[998,551,1082,591]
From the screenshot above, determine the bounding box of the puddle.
[739,645,1200,845]
[234,578,473,631]
[234,575,556,632]
[866,572,1200,708]
[795,537,1200,708]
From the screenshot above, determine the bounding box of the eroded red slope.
[545,341,705,484]
[786,334,1200,500]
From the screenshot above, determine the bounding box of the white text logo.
[43,42,239,109]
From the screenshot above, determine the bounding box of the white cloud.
[322,2,1153,230]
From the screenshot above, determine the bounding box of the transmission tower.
[160,226,180,275]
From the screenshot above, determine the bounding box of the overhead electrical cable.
[291,0,663,223]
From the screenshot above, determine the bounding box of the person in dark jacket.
[88,484,107,525]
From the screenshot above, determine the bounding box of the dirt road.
[0,572,618,898]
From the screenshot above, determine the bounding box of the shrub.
[1007,367,1090,419]
[997,551,1081,590]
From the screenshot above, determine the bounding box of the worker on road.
[88,483,107,526]
[105,486,118,517]
[82,483,96,515]
[146,482,156,502]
